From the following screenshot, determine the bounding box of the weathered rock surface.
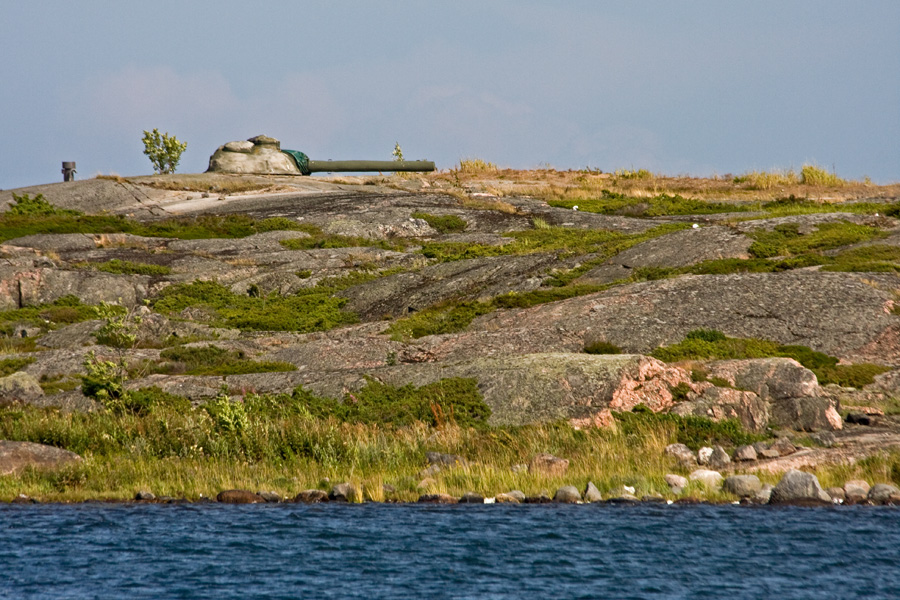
[583,482,603,503]
[294,489,330,503]
[207,135,302,175]
[472,272,900,365]
[0,440,83,475]
[417,493,458,504]
[553,485,582,503]
[329,482,358,502]
[868,483,900,505]
[732,445,758,462]
[843,479,871,499]
[665,474,688,492]
[768,470,831,505]
[706,359,841,431]
[689,469,724,489]
[577,225,753,285]
[495,491,524,504]
[671,385,770,432]
[340,254,558,320]
[528,453,569,477]
[216,489,265,504]
[664,443,696,466]
[723,475,762,497]
[0,371,44,406]
[4,174,899,448]
[708,445,732,469]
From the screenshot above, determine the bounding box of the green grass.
[0,381,782,502]
[800,165,846,186]
[156,345,296,376]
[411,212,467,234]
[651,329,890,388]
[278,230,409,252]
[547,190,747,217]
[615,405,765,450]
[153,280,358,333]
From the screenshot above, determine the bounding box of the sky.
[2,1,898,190]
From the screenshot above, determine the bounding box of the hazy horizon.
[2,1,898,189]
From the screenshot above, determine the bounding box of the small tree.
[142,128,187,174]
[392,142,404,162]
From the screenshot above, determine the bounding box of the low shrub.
[5,193,80,217]
[158,344,296,376]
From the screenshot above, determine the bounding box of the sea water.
[1,502,898,599]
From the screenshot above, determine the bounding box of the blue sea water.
[1,503,898,599]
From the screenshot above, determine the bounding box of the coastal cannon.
[207,135,435,176]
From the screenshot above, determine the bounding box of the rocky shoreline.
[3,167,900,503]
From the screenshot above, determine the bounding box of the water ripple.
[1,503,899,599]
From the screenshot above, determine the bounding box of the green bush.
[5,193,80,217]
[0,296,99,334]
[142,128,187,175]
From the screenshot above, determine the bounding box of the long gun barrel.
[283,149,434,176]
[307,159,435,173]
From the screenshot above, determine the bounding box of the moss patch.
[411,212,467,234]
[0,357,35,378]
[153,280,357,333]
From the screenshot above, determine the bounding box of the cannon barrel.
[307,159,435,173]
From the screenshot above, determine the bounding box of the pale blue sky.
[2,1,898,189]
